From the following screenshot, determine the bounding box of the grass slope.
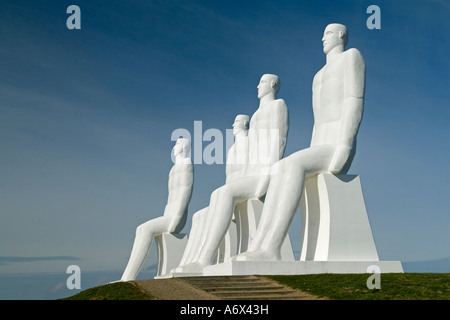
[61,273,450,300]
[267,273,450,300]
[60,281,157,300]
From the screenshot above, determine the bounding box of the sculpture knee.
[193,209,207,225]
[136,223,153,239]
[209,186,231,204]
[270,158,289,178]
[210,189,220,202]
[216,185,233,200]
[271,158,305,185]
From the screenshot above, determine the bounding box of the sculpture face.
[322,24,346,54]
[257,74,278,99]
[173,138,190,157]
[232,115,249,136]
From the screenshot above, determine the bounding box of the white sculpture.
[236,23,366,262]
[175,74,289,273]
[118,138,193,281]
[107,23,405,279]
[225,114,250,184]
[177,114,250,267]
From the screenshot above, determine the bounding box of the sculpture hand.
[328,145,352,174]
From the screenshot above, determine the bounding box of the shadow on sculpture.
[117,138,193,281]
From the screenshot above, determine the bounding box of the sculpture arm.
[329,49,365,173]
[165,164,194,231]
[310,124,317,146]
[269,99,289,164]
[225,144,234,182]
[166,185,193,232]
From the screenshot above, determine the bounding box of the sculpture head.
[257,74,280,100]
[173,138,191,158]
[232,114,250,136]
[322,23,348,55]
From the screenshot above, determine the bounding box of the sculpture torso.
[311,48,361,147]
[164,160,193,218]
[226,135,249,184]
[246,99,288,176]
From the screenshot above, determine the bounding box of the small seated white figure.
[237,23,366,262]
[225,115,250,184]
[178,114,250,267]
[175,74,289,273]
[118,138,193,281]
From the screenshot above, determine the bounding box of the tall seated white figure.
[118,138,193,281]
[237,23,367,262]
[175,74,289,274]
[178,114,250,267]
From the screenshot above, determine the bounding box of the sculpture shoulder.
[345,48,365,64]
[170,161,193,174]
[273,98,288,113]
[272,99,289,131]
[182,158,193,165]
[313,66,324,83]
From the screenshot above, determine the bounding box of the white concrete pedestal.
[197,173,405,277]
[157,173,403,278]
[300,174,379,261]
[155,233,188,278]
[202,260,404,276]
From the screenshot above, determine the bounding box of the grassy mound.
[60,281,157,300]
[61,273,450,300]
[268,273,450,300]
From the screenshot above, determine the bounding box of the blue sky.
[0,0,449,299]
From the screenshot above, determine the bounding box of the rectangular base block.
[203,261,404,276]
[158,260,404,278]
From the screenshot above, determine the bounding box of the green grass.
[60,281,157,300]
[267,273,450,300]
[61,273,450,300]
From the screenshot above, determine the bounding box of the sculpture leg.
[177,176,263,272]
[246,161,289,253]
[190,191,222,264]
[178,207,209,266]
[239,145,336,261]
[121,216,171,281]
[196,185,236,266]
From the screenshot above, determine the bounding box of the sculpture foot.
[235,249,279,262]
[109,279,128,284]
[172,262,204,274]
[229,255,239,261]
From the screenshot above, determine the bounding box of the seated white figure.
[118,138,193,281]
[236,23,366,262]
[178,114,250,267]
[175,74,289,273]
